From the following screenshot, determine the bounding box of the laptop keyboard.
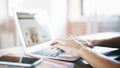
[33,48,64,57]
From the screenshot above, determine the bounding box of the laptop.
[14,9,78,61]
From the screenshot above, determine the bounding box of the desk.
[0,32,120,68]
[78,32,120,40]
[0,46,119,68]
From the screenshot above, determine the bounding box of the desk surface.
[78,32,120,40]
[0,46,119,68]
[0,32,120,68]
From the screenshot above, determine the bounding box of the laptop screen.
[17,12,51,47]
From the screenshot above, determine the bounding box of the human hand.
[75,39,93,48]
[51,36,85,57]
[77,39,102,48]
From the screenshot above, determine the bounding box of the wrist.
[78,46,88,57]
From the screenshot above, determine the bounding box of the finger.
[79,40,91,45]
[51,44,62,50]
[51,45,58,49]
[52,42,66,50]
[70,35,80,41]
[50,38,61,46]
[51,42,58,46]
[55,38,66,45]
[70,36,83,45]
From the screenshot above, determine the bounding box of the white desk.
[78,32,120,40]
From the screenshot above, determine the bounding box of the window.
[82,0,120,16]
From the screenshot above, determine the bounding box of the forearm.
[79,47,120,68]
[92,37,120,48]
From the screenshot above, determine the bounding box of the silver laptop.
[14,9,78,61]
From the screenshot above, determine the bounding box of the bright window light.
[83,0,120,16]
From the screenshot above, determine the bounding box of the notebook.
[14,9,78,61]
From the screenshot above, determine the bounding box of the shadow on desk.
[73,58,92,68]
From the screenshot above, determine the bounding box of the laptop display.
[17,12,51,47]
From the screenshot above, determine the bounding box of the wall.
[0,0,120,48]
[50,0,67,38]
[67,16,120,36]
[0,0,8,20]
[67,0,120,36]
[0,0,15,48]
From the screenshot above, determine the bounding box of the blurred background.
[0,0,120,48]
